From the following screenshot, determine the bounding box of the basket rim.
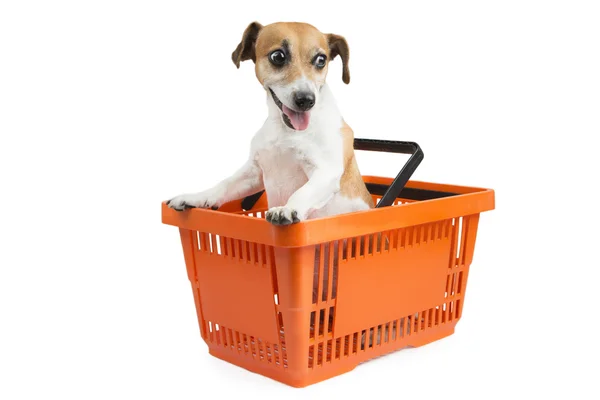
[162,178,495,248]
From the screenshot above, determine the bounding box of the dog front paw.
[266,206,301,225]
[166,192,220,212]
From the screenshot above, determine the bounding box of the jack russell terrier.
[167,21,374,224]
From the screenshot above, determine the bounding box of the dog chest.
[256,147,308,207]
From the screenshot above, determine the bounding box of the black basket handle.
[241,138,423,210]
[354,139,423,207]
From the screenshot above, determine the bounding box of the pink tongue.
[282,105,310,130]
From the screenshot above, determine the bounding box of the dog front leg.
[266,168,340,225]
[167,160,263,211]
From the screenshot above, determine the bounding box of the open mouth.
[269,88,310,131]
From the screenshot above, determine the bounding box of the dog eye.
[269,50,286,66]
[314,54,327,68]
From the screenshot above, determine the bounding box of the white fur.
[167,82,370,222]
[269,75,319,111]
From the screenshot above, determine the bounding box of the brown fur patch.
[231,22,263,68]
[339,121,375,208]
[326,34,350,84]
[338,125,390,251]
[232,22,351,86]
[253,22,330,85]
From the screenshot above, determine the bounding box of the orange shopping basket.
[161,139,495,387]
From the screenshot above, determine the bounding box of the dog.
[166,21,374,224]
[167,22,397,346]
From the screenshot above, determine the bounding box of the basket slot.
[416,313,422,333]
[455,299,462,319]
[250,336,257,358]
[368,327,375,349]
[449,218,460,267]
[237,239,243,260]
[384,322,390,343]
[455,217,463,261]
[227,328,233,349]
[244,241,251,262]
[343,335,350,357]
[318,309,325,336]
[360,329,367,350]
[197,232,209,251]
[227,238,234,258]
[242,334,249,355]
[427,308,433,329]
[327,244,335,300]
[317,342,323,366]
[208,234,215,254]
[277,312,288,368]
[446,274,453,298]
[398,318,405,338]
[396,319,403,340]
[265,342,272,363]
[315,244,325,303]
[326,339,333,363]
[451,272,458,296]
[320,245,328,302]
[440,306,446,325]
[215,323,221,345]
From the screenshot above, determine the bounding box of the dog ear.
[326,34,350,84]
[232,22,263,68]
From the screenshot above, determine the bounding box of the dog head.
[232,22,350,131]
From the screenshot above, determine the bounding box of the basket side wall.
[279,213,482,385]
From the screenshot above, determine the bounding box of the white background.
[1,1,599,398]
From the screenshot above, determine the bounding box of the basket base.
[209,347,357,388]
[207,325,456,388]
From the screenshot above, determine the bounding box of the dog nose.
[294,91,315,111]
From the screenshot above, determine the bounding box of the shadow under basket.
[161,139,495,388]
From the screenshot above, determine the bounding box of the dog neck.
[265,83,342,134]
